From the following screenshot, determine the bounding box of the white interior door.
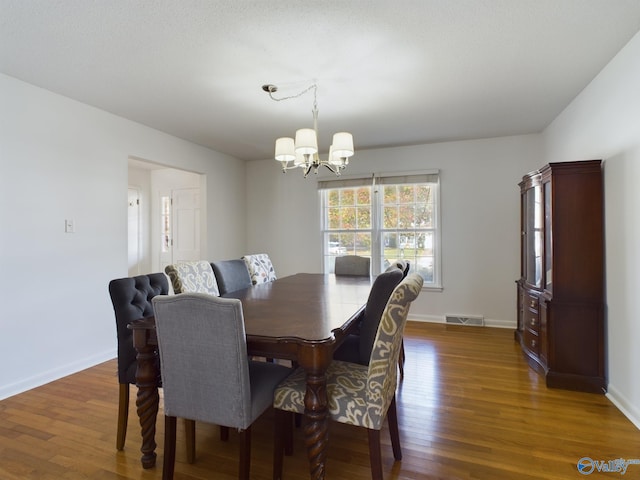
[172,187,201,263]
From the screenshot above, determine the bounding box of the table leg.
[133,332,160,469]
[299,347,332,480]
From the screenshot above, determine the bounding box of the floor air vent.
[445,315,484,326]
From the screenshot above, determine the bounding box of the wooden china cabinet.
[515,160,605,393]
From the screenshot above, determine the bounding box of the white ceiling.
[2,0,640,161]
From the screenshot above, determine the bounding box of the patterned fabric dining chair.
[152,293,292,480]
[108,272,168,451]
[164,260,220,295]
[385,260,411,376]
[334,255,371,277]
[242,253,277,285]
[273,273,424,480]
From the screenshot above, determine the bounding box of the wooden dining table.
[128,272,372,480]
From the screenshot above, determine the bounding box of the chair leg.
[163,416,177,480]
[387,395,402,461]
[273,409,286,480]
[398,340,405,378]
[284,411,294,456]
[116,383,129,450]
[184,419,196,463]
[367,428,383,480]
[239,426,251,480]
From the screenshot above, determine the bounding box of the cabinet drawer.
[523,329,539,355]
[526,292,539,312]
[525,311,540,333]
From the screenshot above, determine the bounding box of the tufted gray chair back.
[109,273,168,385]
[108,272,168,450]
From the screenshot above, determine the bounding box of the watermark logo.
[577,457,640,475]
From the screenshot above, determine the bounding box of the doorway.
[128,158,205,275]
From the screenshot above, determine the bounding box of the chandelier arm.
[322,163,341,175]
[280,161,302,172]
[302,163,314,178]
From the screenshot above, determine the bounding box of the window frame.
[319,170,442,290]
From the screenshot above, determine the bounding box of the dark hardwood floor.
[0,322,638,479]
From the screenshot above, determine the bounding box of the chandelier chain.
[266,84,317,107]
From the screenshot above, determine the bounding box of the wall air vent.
[445,314,484,326]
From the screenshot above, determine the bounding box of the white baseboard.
[606,384,640,431]
[408,314,516,329]
[0,349,116,401]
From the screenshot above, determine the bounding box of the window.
[319,171,440,288]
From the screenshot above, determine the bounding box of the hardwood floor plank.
[0,322,638,479]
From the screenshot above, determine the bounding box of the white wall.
[542,31,640,427]
[0,73,246,399]
[247,134,543,327]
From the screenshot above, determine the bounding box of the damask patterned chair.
[211,259,252,295]
[273,273,424,480]
[242,253,277,285]
[152,293,291,480]
[334,255,371,277]
[165,260,220,295]
[385,260,411,376]
[108,272,168,450]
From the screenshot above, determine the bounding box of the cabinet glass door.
[525,185,543,288]
[544,181,552,290]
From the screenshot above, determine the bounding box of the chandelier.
[262,83,354,177]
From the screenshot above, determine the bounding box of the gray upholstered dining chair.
[163,260,231,446]
[386,259,410,278]
[273,273,424,480]
[242,253,277,285]
[108,272,168,450]
[333,267,404,365]
[152,293,291,480]
[334,255,371,277]
[164,260,220,295]
[211,259,252,295]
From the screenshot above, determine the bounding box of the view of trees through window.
[322,179,438,284]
